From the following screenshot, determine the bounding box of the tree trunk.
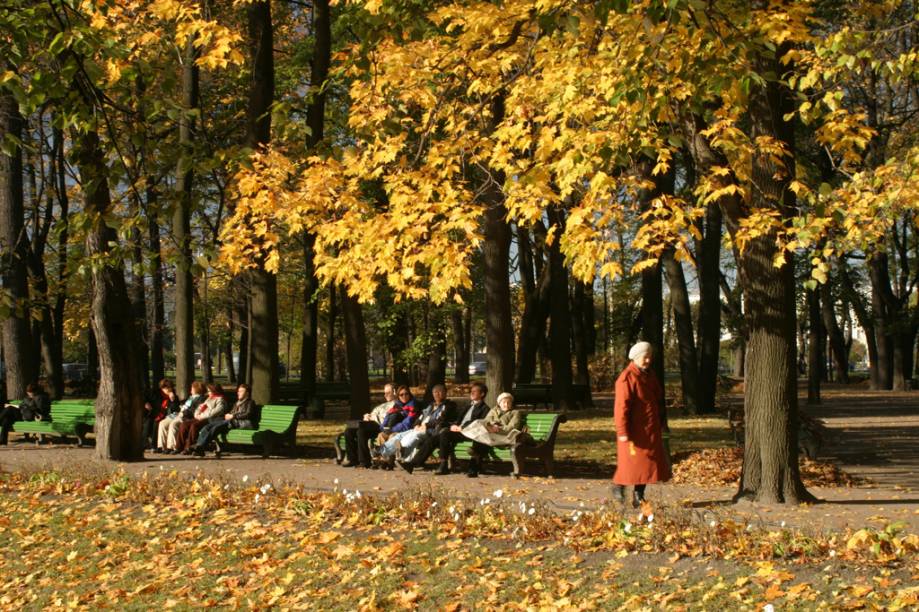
[340,286,370,419]
[130,227,150,391]
[425,318,447,401]
[300,0,328,404]
[147,192,166,386]
[451,307,470,383]
[806,288,821,404]
[515,250,551,384]
[325,286,336,381]
[839,262,879,388]
[663,248,700,413]
[51,127,68,396]
[726,42,813,504]
[820,282,849,384]
[477,95,515,404]
[571,280,592,391]
[0,91,34,398]
[173,34,199,396]
[301,234,318,402]
[547,206,573,410]
[236,280,250,385]
[696,200,722,413]
[246,0,278,405]
[72,127,144,460]
[868,254,895,389]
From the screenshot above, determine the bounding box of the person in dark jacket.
[392,383,457,473]
[427,382,490,475]
[192,383,258,456]
[0,382,51,445]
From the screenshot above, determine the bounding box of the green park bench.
[12,400,96,446]
[453,412,567,478]
[221,404,300,458]
[512,384,592,409]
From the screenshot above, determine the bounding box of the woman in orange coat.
[613,341,671,506]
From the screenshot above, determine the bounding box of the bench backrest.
[49,403,96,422]
[256,405,299,433]
[523,412,562,442]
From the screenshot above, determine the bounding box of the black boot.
[434,460,450,475]
[466,456,480,478]
[632,485,645,507]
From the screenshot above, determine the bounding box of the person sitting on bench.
[0,382,51,445]
[376,383,457,471]
[341,383,400,468]
[431,382,490,475]
[460,391,526,478]
[192,383,258,456]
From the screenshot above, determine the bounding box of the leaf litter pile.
[671,448,863,487]
[0,468,917,610]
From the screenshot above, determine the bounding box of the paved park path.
[1,386,917,535]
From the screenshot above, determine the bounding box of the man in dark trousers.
[0,382,51,445]
[429,382,489,475]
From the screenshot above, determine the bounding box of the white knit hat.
[496,392,514,407]
[628,341,652,361]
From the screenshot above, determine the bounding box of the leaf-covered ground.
[1,468,917,610]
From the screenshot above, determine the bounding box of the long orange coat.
[613,363,671,485]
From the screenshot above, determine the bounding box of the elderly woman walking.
[612,341,671,506]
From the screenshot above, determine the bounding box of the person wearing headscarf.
[612,341,671,506]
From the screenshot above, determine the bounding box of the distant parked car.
[468,361,487,375]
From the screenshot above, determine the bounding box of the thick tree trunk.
[482,196,515,403]
[246,0,278,405]
[72,128,145,460]
[547,206,573,410]
[571,281,592,394]
[820,282,849,384]
[0,91,34,398]
[451,307,470,383]
[173,34,199,396]
[806,288,821,404]
[340,286,370,419]
[224,304,237,383]
[727,42,813,504]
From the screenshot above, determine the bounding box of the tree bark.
[515,245,551,384]
[726,42,813,504]
[662,248,700,413]
[173,34,199,396]
[325,286,336,381]
[820,282,849,384]
[425,316,447,400]
[476,94,515,404]
[51,127,68,396]
[130,227,150,391]
[72,127,144,460]
[868,254,895,389]
[547,205,573,410]
[451,307,470,383]
[0,91,34,398]
[147,191,166,386]
[300,0,328,405]
[246,0,278,405]
[806,288,822,404]
[696,198,722,413]
[340,286,370,419]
